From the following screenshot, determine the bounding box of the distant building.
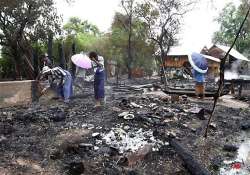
[164,47,189,69]
[206,44,250,74]
[164,47,220,78]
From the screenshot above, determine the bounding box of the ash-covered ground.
[0,78,250,175]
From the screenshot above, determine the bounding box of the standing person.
[88,51,105,107]
[39,66,73,103]
[192,69,205,98]
[188,52,208,99]
[41,54,52,67]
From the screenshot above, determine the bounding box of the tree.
[110,12,156,76]
[62,17,101,64]
[0,47,14,79]
[53,17,103,74]
[117,0,137,79]
[63,17,100,36]
[0,0,61,79]
[213,2,250,56]
[136,0,191,84]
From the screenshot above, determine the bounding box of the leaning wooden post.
[204,7,250,137]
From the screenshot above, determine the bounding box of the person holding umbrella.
[88,51,105,107]
[70,51,105,107]
[188,52,208,99]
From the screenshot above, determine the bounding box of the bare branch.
[117,17,129,31]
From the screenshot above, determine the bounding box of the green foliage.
[76,33,99,51]
[48,17,102,68]
[0,2,159,79]
[63,17,100,36]
[136,0,185,56]
[0,0,61,44]
[0,51,14,79]
[0,0,61,79]
[108,12,156,75]
[0,59,12,79]
[213,2,250,56]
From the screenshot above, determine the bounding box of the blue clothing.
[57,70,73,102]
[192,69,205,83]
[190,52,208,72]
[94,68,105,100]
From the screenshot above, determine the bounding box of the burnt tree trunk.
[32,48,39,78]
[48,34,53,63]
[14,60,21,80]
[160,46,167,89]
[127,15,133,79]
[58,42,65,69]
[12,46,21,80]
[71,42,76,78]
[18,39,36,80]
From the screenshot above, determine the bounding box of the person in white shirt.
[88,51,105,107]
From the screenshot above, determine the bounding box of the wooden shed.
[164,47,189,69]
[202,54,220,78]
[164,47,220,78]
[207,44,250,75]
[208,45,249,62]
[164,55,189,68]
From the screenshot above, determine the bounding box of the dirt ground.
[0,78,249,175]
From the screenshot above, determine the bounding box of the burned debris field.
[1,0,250,175]
[1,80,250,175]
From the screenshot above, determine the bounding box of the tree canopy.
[0,0,61,79]
[0,0,193,80]
[63,17,100,36]
[213,1,250,56]
[110,12,156,75]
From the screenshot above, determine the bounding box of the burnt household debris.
[1,73,250,175]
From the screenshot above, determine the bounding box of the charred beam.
[169,138,211,175]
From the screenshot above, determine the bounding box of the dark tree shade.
[0,0,61,79]
[48,34,53,64]
[71,42,76,77]
[58,42,66,69]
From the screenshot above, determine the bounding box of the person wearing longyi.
[88,51,105,107]
[39,66,73,103]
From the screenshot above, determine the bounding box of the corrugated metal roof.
[215,45,249,62]
[167,46,190,56]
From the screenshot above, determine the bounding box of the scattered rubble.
[0,79,250,175]
[102,127,166,154]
